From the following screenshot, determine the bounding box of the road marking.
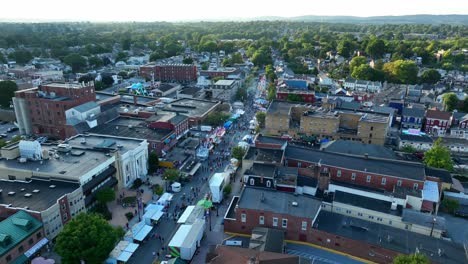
[286,249,339,264]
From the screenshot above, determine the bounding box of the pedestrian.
[152,251,156,258]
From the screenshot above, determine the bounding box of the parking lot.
[0,122,19,141]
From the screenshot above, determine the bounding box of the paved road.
[127,86,256,264]
[438,212,468,244]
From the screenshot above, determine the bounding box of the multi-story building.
[13,82,96,139]
[424,109,452,136]
[0,179,84,239]
[224,187,322,242]
[401,107,425,130]
[300,111,340,137]
[140,64,197,83]
[450,112,468,139]
[0,211,45,264]
[264,101,295,135]
[344,77,382,93]
[199,67,237,79]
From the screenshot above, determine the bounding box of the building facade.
[140,64,197,83]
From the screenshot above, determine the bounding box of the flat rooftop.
[245,147,284,163]
[66,134,146,151]
[42,82,89,89]
[245,163,277,178]
[0,179,80,212]
[0,144,113,179]
[163,98,219,117]
[267,100,295,115]
[285,146,426,181]
[89,117,172,142]
[238,187,322,219]
[214,80,236,86]
[314,211,466,264]
[304,110,340,119]
[322,140,396,160]
[333,191,402,216]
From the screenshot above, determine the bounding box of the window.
[273,217,278,227]
[369,133,372,138]
[250,179,255,185]
[259,216,264,225]
[358,212,363,217]
[6,255,11,262]
[29,238,34,245]
[370,126,374,131]
[351,173,356,180]
[297,162,301,167]
[389,220,393,225]
[282,218,288,228]
[301,221,307,231]
[323,167,328,173]
[18,245,24,253]
[266,180,271,188]
[413,183,419,190]
[368,216,374,220]
[346,210,351,214]
[377,217,383,221]
[337,170,342,177]
[241,213,246,223]
[397,180,402,187]
[366,175,372,183]
[37,232,42,239]
[381,178,386,185]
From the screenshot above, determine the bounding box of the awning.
[151,211,164,221]
[117,251,133,262]
[25,237,49,257]
[133,224,153,241]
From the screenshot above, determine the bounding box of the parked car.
[7,127,18,132]
[0,133,7,138]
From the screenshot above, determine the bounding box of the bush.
[223,184,232,196]
[132,178,143,189]
[122,196,136,205]
[91,202,112,220]
[153,184,164,196]
[125,212,134,220]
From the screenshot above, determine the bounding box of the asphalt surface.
[0,122,20,141]
[127,80,258,264]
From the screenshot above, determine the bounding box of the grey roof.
[314,211,466,264]
[71,101,100,113]
[0,179,80,212]
[323,140,396,160]
[255,135,288,146]
[250,227,285,253]
[267,100,295,115]
[238,187,322,219]
[245,163,277,178]
[402,107,425,118]
[425,167,452,184]
[245,147,284,163]
[285,146,426,181]
[401,209,446,230]
[89,117,172,141]
[453,111,467,121]
[333,191,402,216]
[169,114,188,125]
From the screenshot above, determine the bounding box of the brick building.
[224,187,322,242]
[13,82,96,139]
[140,64,197,83]
[424,109,452,136]
[0,211,46,264]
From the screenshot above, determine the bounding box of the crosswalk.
[286,249,341,264]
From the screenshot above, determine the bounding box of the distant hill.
[254,14,468,25]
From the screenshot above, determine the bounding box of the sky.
[1,0,467,22]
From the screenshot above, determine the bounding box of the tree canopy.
[231,146,247,160]
[393,253,429,264]
[95,188,116,204]
[256,112,266,128]
[63,53,87,73]
[148,152,159,174]
[442,92,459,112]
[420,69,442,84]
[0,81,17,108]
[423,138,453,171]
[55,213,124,264]
[383,60,418,84]
[163,168,180,182]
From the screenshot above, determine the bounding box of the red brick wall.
[58,196,71,225]
[254,142,283,149]
[285,159,424,191]
[276,92,315,103]
[148,121,175,130]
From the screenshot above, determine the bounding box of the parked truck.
[209,172,230,203]
[168,219,205,260]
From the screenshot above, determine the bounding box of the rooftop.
[42,82,91,89]
[0,179,80,212]
[333,191,402,216]
[163,98,219,117]
[426,109,452,120]
[237,187,322,219]
[89,117,172,142]
[71,101,100,113]
[321,140,396,160]
[255,135,288,146]
[208,245,300,264]
[402,107,425,118]
[214,80,236,86]
[399,134,434,143]
[314,211,466,264]
[249,227,285,253]
[285,146,426,181]
[401,209,446,230]
[425,167,452,184]
[0,211,43,258]
[245,163,277,178]
[267,100,295,115]
[245,147,284,164]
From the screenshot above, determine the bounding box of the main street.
[127,80,258,264]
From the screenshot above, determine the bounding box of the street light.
[430,217,437,237]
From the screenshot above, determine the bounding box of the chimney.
[364,153,369,159]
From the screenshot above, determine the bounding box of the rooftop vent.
[49,185,56,189]
[20,188,26,192]
[292,201,298,207]
[24,193,32,198]
[32,189,40,193]
[8,192,15,196]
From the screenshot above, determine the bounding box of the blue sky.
[2,0,467,22]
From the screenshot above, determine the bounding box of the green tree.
[441,198,460,214]
[0,81,17,108]
[461,97,468,113]
[420,69,441,84]
[256,112,266,128]
[8,50,33,64]
[231,146,247,160]
[101,75,114,87]
[366,38,386,58]
[287,94,303,102]
[423,138,454,171]
[201,62,209,70]
[383,60,418,84]
[203,111,230,126]
[153,184,164,196]
[148,152,159,174]
[442,93,459,112]
[349,56,367,73]
[351,64,375,80]
[163,169,180,182]
[95,188,115,204]
[150,50,167,61]
[251,46,272,66]
[0,53,6,63]
[55,213,124,264]
[182,57,193,64]
[118,71,128,79]
[63,53,87,73]
[88,56,102,68]
[401,145,416,153]
[115,51,128,62]
[223,184,232,196]
[393,253,429,264]
[337,39,354,58]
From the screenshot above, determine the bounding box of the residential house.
[450,112,468,139]
[401,107,425,130]
[424,109,452,136]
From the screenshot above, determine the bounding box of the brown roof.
[207,245,299,264]
[426,110,452,120]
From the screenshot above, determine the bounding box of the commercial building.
[140,64,197,83]
[210,79,239,101]
[224,187,322,242]
[13,82,96,139]
[0,211,45,264]
[0,179,84,239]
[199,67,237,78]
